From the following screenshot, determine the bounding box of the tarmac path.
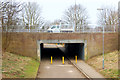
[36,48,86,78]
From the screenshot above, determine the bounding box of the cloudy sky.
[5,0,120,25]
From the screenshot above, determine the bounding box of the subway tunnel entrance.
[41,44,64,61]
[37,40,87,61]
[65,43,84,60]
[37,43,87,78]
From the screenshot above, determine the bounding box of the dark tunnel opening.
[40,43,84,61]
[40,44,64,61]
[41,48,64,60]
[65,43,84,60]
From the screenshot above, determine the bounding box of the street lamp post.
[74,0,77,32]
[97,8,107,69]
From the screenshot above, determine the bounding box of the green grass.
[24,59,39,78]
[87,50,119,78]
[2,52,40,78]
[101,69,119,78]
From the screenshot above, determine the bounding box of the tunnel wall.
[65,43,85,60]
[2,32,118,60]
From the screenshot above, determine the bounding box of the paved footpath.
[58,44,105,79]
[37,46,86,78]
[37,59,86,78]
[71,60,105,78]
[37,44,105,79]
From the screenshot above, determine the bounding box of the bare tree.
[0,1,23,51]
[97,7,118,32]
[41,21,51,32]
[0,1,2,30]
[1,1,23,31]
[63,4,88,32]
[22,2,44,31]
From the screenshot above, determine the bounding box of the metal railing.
[1,25,118,33]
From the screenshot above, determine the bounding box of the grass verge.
[2,52,40,78]
[86,50,119,78]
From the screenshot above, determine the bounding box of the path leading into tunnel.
[37,59,85,78]
[36,44,86,78]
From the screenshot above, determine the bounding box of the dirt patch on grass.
[2,52,39,78]
[86,50,119,78]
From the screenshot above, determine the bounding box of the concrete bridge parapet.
[2,32,118,60]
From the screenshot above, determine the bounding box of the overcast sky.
[6,0,120,25]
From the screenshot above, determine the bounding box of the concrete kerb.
[74,60,105,79]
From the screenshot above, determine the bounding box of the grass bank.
[2,52,40,78]
[86,50,119,78]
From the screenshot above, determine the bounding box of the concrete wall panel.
[2,32,118,60]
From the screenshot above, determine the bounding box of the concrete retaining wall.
[2,32,118,60]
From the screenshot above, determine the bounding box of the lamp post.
[97,8,107,69]
[74,0,77,32]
